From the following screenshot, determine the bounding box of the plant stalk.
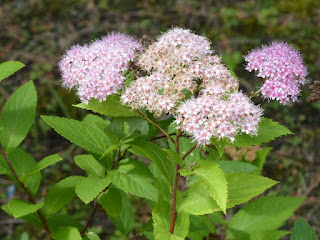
[138,109,175,143]
[0,149,52,240]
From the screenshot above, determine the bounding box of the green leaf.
[98,187,122,217]
[180,173,277,215]
[217,161,259,174]
[248,230,290,240]
[106,117,149,141]
[232,118,293,146]
[41,116,111,155]
[108,159,159,201]
[43,176,84,215]
[252,147,272,173]
[86,232,101,240]
[193,160,228,214]
[179,181,220,215]
[47,215,82,233]
[8,199,43,218]
[174,211,190,239]
[75,176,111,204]
[20,154,63,181]
[226,172,278,208]
[8,148,41,196]
[108,189,134,236]
[163,149,184,165]
[83,114,110,130]
[1,202,42,226]
[187,215,215,240]
[291,217,318,240]
[74,95,139,117]
[74,155,105,177]
[169,136,200,165]
[229,196,305,234]
[0,61,24,82]
[0,153,10,174]
[37,154,62,171]
[128,140,175,186]
[51,226,82,240]
[0,81,37,153]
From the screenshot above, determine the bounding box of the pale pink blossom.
[245,42,307,104]
[59,33,142,103]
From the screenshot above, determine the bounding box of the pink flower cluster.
[121,28,238,117]
[59,33,142,103]
[245,42,307,104]
[176,87,262,146]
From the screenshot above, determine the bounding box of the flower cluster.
[121,28,238,117]
[245,42,307,104]
[59,33,142,103]
[175,89,262,146]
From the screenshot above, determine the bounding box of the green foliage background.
[0,0,319,239]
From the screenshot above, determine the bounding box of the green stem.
[138,109,175,143]
[249,88,262,99]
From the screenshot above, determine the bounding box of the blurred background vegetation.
[0,0,319,239]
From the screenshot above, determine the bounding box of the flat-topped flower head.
[59,33,142,103]
[175,90,262,146]
[245,42,307,104]
[122,27,238,117]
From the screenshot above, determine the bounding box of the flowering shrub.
[0,28,317,240]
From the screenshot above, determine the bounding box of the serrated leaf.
[179,182,220,215]
[43,176,84,215]
[128,140,175,186]
[8,148,40,196]
[179,173,278,215]
[291,217,318,240]
[83,114,110,130]
[229,196,304,233]
[51,226,82,240]
[20,154,62,181]
[108,189,134,236]
[232,118,293,146]
[248,230,290,240]
[74,155,105,177]
[1,202,42,226]
[226,172,278,208]
[217,161,259,174]
[8,199,43,218]
[108,159,158,201]
[164,149,184,165]
[75,176,111,204]
[42,116,111,155]
[0,61,25,82]
[98,187,122,217]
[193,160,228,214]
[74,95,139,117]
[0,81,37,153]
[174,211,190,239]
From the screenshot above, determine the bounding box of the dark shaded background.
[1,0,319,239]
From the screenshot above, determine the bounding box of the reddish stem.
[0,149,52,239]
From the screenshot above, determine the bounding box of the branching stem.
[0,149,52,240]
[138,109,175,143]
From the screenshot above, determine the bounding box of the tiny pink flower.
[59,33,142,103]
[245,42,307,104]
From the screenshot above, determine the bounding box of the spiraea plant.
[0,28,318,240]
